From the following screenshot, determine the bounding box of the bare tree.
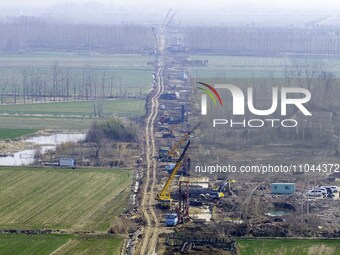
[21,69,28,103]
[51,62,60,102]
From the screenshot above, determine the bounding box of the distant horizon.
[0,0,339,26]
[1,0,340,11]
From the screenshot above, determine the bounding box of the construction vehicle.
[198,191,224,201]
[165,213,178,226]
[215,178,236,195]
[210,191,225,199]
[206,179,236,199]
[165,163,176,172]
[156,140,190,208]
[159,146,171,161]
[162,129,175,138]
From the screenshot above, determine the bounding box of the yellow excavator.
[212,179,236,198]
[156,140,190,208]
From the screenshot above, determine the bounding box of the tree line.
[0,16,154,53]
[185,26,340,56]
[0,62,146,105]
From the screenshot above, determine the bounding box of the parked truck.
[165,213,178,226]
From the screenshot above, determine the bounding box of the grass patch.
[0,116,104,131]
[189,55,339,78]
[0,53,153,68]
[0,53,153,95]
[0,99,145,130]
[0,234,123,255]
[0,128,37,140]
[237,238,340,255]
[0,167,132,231]
[0,234,70,255]
[0,99,145,118]
[53,235,123,255]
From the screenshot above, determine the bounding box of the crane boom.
[164,13,176,30]
[152,27,160,51]
[157,140,190,207]
[162,8,172,26]
[168,122,200,158]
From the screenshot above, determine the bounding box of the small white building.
[59,158,75,168]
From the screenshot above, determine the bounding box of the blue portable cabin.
[271,183,296,194]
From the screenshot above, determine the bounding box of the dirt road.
[139,54,164,255]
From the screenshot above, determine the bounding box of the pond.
[0,134,86,166]
[265,208,293,217]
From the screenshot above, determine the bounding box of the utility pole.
[119,77,122,98]
[307,180,310,214]
[337,126,340,154]
[300,191,304,223]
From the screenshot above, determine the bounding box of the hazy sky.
[1,0,339,26]
[2,0,340,10]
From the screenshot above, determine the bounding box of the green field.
[0,234,70,255]
[0,167,132,231]
[0,128,37,140]
[189,55,339,78]
[0,99,145,118]
[0,53,152,68]
[0,234,123,255]
[0,53,150,131]
[0,53,153,96]
[0,99,145,130]
[51,235,123,255]
[237,239,340,255]
[0,116,102,130]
